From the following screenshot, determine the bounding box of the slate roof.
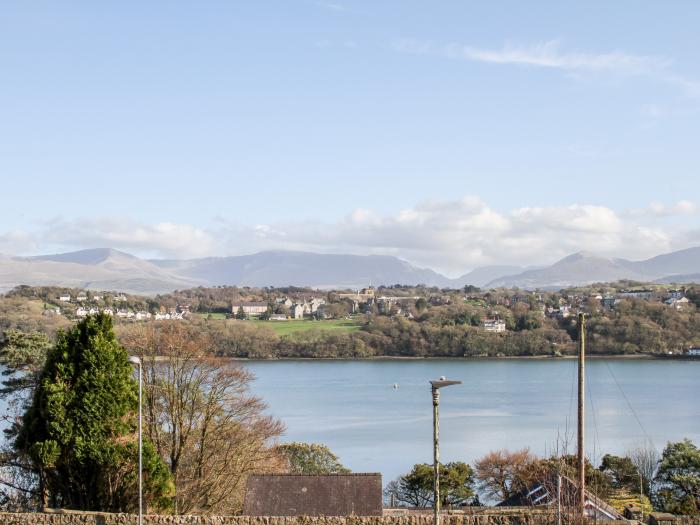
[243,473,383,516]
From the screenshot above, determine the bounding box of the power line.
[604,361,655,448]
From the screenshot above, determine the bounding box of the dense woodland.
[1,282,699,358]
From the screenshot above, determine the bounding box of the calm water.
[2,359,698,486]
[241,358,700,484]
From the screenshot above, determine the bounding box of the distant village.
[27,283,699,357]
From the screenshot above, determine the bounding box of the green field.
[249,318,361,336]
[197,312,228,320]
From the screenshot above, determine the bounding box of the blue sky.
[1,1,699,274]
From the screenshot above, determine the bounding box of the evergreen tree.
[654,439,700,514]
[15,314,173,511]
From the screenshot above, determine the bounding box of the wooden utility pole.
[577,312,586,518]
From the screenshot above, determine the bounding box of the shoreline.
[213,353,693,362]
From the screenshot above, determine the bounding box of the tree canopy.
[385,462,475,508]
[278,442,350,475]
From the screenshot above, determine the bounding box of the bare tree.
[474,448,540,502]
[121,323,285,514]
[628,441,660,496]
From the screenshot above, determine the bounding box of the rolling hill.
[0,246,698,294]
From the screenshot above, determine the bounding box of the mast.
[577,312,586,517]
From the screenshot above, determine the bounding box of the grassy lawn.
[197,312,228,320]
[249,318,362,336]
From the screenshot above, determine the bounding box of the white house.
[232,302,268,316]
[59,295,71,302]
[687,347,700,356]
[76,307,88,317]
[276,297,293,307]
[483,319,506,333]
[76,294,88,302]
[666,297,690,310]
[290,304,304,319]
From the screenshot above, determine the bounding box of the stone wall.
[0,512,698,525]
[0,511,553,525]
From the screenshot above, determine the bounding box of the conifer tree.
[15,314,173,511]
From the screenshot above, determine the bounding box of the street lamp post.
[128,356,143,525]
[430,378,461,525]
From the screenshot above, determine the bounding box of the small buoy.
[392,383,399,389]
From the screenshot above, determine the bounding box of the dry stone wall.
[0,513,698,525]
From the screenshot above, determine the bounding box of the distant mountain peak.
[554,251,605,265]
[31,247,138,265]
[2,245,699,295]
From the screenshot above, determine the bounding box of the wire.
[586,367,602,465]
[603,361,655,448]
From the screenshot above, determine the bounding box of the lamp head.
[430,379,461,389]
[128,356,141,365]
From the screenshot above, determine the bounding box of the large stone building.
[232,302,268,316]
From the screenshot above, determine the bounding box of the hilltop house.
[337,286,375,302]
[232,302,268,317]
[483,319,506,333]
[618,289,654,300]
[59,295,71,302]
[666,297,690,310]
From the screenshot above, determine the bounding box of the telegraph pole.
[577,313,586,518]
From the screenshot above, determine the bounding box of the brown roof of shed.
[243,473,383,516]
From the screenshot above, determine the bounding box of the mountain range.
[0,246,698,294]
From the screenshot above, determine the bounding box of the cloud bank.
[1,197,697,276]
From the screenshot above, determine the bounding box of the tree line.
[386,444,700,515]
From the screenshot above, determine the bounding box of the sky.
[1,1,699,276]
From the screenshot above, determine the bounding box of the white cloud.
[447,40,669,75]
[3,198,698,276]
[393,39,700,97]
[395,39,668,75]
